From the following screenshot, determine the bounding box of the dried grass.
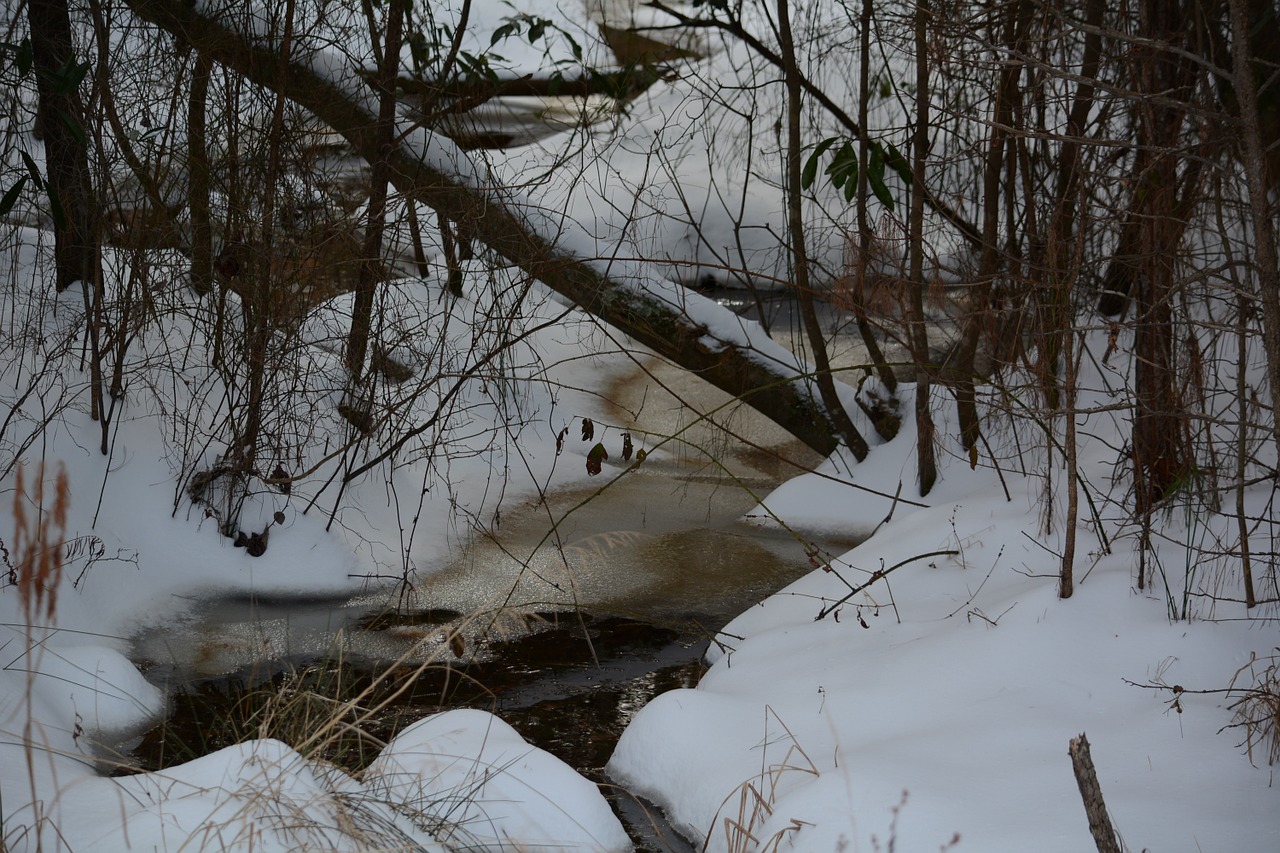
[1225,650,1280,766]
[8,461,69,625]
[703,707,818,853]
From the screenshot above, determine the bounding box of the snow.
[1,0,1277,851]
[609,385,1280,851]
[366,708,631,851]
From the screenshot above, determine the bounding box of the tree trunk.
[344,0,404,382]
[236,0,296,508]
[1130,0,1197,516]
[28,0,98,293]
[854,0,897,399]
[947,0,1030,461]
[1227,0,1280,479]
[777,0,869,461]
[189,50,214,296]
[124,0,850,458]
[1068,734,1123,853]
[1046,0,1104,598]
[910,0,938,496]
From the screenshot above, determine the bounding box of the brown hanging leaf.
[621,432,633,461]
[635,448,647,463]
[581,417,594,441]
[586,442,608,476]
[271,464,291,495]
[448,631,465,658]
[556,426,568,456]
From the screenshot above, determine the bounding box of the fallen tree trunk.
[124,0,852,458]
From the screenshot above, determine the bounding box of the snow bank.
[367,708,631,852]
[609,377,1280,852]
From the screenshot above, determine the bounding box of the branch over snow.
[124,0,852,458]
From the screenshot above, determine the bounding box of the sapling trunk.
[909,0,937,496]
[853,0,897,399]
[189,51,214,296]
[345,0,405,382]
[1227,0,1280,485]
[776,0,869,462]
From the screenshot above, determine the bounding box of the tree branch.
[123,0,854,457]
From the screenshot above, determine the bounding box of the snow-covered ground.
[2,0,1278,851]
[610,381,1280,851]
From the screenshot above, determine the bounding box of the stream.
[123,351,862,851]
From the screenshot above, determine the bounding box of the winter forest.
[1,0,1278,850]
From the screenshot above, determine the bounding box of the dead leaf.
[586,442,608,476]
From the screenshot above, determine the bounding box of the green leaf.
[19,151,42,185]
[46,187,67,231]
[885,141,912,183]
[801,135,840,190]
[490,23,516,46]
[826,141,858,191]
[869,142,886,184]
[49,58,90,95]
[16,38,32,77]
[868,167,894,211]
[0,176,28,217]
[868,144,894,210]
[527,20,546,43]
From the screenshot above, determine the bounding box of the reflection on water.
[131,470,853,684]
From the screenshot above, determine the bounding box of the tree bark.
[1068,734,1123,853]
[910,0,938,496]
[1227,0,1280,479]
[946,0,1030,460]
[28,0,98,292]
[124,0,850,457]
[188,50,214,296]
[1130,0,1197,515]
[854,0,897,399]
[1046,0,1104,598]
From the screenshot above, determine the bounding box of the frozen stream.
[124,348,861,850]
[130,459,847,683]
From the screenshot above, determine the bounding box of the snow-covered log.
[123,0,854,457]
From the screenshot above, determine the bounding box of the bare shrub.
[1226,650,1280,767]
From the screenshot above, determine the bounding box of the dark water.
[128,612,709,851]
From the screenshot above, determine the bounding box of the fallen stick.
[1069,733,1123,853]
